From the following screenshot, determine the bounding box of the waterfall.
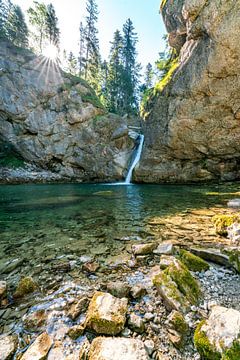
[125,134,144,184]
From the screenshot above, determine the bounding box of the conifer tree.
[84,0,101,90]
[106,30,125,113]
[0,0,11,39]
[6,4,28,47]
[78,21,86,77]
[122,18,141,114]
[46,3,60,47]
[66,51,78,75]
[144,63,154,89]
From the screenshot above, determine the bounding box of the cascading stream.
[125,134,144,184]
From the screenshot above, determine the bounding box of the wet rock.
[67,297,89,320]
[0,334,18,360]
[82,262,100,273]
[194,306,240,359]
[130,284,147,299]
[0,258,24,274]
[86,292,128,335]
[152,258,201,313]
[67,324,85,340]
[88,337,149,360]
[190,248,230,267]
[228,199,240,208]
[128,313,145,334]
[21,332,52,360]
[144,312,155,322]
[153,242,174,255]
[0,281,7,300]
[47,341,68,360]
[14,276,38,298]
[106,281,130,298]
[132,243,157,256]
[23,309,47,331]
[178,249,209,272]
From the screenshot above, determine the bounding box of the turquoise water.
[0,182,238,282]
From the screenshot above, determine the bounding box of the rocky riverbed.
[0,191,239,359]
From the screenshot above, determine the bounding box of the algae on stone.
[85,292,128,335]
[14,276,37,298]
[178,249,210,272]
[212,215,240,237]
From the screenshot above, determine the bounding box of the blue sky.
[15,0,166,68]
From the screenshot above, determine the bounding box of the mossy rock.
[14,277,37,298]
[194,307,240,360]
[178,249,210,272]
[153,258,201,312]
[212,215,240,237]
[85,292,128,335]
[194,321,221,360]
[168,310,189,336]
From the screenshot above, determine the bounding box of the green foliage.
[178,249,210,272]
[194,321,221,360]
[46,3,60,47]
[0,153,25,168]
[6,4,28,47]
[223,341,240,360]
[155,57,179,92]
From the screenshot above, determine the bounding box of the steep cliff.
[0,41,134,182]
[136,0,240,183]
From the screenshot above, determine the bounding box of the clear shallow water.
[0,182,239,279]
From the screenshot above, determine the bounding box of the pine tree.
[66,51,78,75]
[106,30,125,113]
[78,21,86,77]
[27,1,48,52]
[46,3,60,47]
[84,0,101,90]
[6,4,28,48]
[144,63,154,89]
[0,0,11,39]
[122,19,141,114]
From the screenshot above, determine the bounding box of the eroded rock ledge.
[136,0,240,183]
[0,41,134,182]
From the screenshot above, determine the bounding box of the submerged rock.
[88,337,149,360]
[86,292,128,335]
[194,306,240,359]
[0,334,18,360]
[152,258,201,312]
[0,281,7,300]
[132,243,157,256]
[21,332,52,360]
[14,276,38,298]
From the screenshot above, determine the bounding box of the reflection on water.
[0,182,239,278]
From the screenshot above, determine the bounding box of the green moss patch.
[178,249,210,272]
[194,321,221,360]
[213,215,240,237]
[14,277,37,298]
[223,340,240,360]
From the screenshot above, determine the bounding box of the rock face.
[88,337,149,360]
[86,292,128,335]
[136,0,240,183]
[0,41,134,182]
[194,306,240,359]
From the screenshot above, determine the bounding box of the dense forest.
[0,0,175,116]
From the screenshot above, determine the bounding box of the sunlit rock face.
[0,41,134,182]
[136,0,240,183]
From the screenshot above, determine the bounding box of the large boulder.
[88,337,149,360]
[85,292,128,335]
[21,332,52,360]
[0,41,134,182]
[137,0,240,183]
[194,306,240,359]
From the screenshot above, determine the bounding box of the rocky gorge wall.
[0,41,135,182]
[136,0,240,183]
